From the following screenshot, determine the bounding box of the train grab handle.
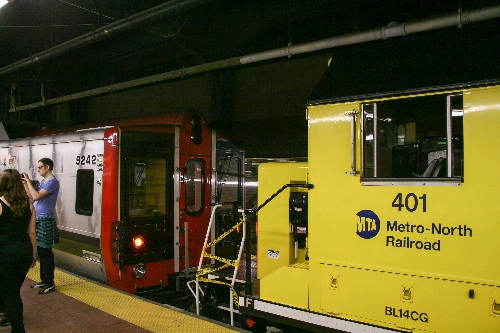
[247,183,314,215]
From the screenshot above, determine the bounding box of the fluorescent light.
[0,0,11,9]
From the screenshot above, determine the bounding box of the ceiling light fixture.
[0,0,13,9]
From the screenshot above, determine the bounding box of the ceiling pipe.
[240,4,500,64]
[9,4,500,113]
[0,0,213,78]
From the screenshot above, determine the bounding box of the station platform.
[0,265,248,333]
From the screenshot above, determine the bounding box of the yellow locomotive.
[239,19,500,333]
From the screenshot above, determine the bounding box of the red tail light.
[132,235,145,249]
[245,317,256,328]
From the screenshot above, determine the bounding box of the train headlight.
[132,235,145,249]
[132,263,147,279]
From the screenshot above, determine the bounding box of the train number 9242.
[76,155,98,165]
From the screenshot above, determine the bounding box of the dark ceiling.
[0,0,499,140]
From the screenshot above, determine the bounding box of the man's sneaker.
[30,282,46,289]
[0,316,10,326]
[38,284,55,294]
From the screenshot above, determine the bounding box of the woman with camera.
[0,169,37,333]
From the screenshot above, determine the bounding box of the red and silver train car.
[0,112,244,294]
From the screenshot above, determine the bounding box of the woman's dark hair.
[0,169,29,217]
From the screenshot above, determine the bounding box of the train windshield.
[361,93,463,184]
[127,157,168,218]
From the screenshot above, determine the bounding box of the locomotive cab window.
[361,94,463,185]
[127,158,167,218]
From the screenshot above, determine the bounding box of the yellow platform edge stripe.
[27,266,245,333]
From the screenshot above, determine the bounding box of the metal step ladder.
[188,203,246,326]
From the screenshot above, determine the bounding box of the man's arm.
[22,173,50,201]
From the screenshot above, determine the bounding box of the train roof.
[0,113,196,140]
[307,19,500,105]
[34,112,190,137]
[0,127,111,148]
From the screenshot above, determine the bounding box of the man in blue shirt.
[22,158,60,294]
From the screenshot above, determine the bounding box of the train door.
[177,140,245,272]
[117,130,175,289]
[174,113,215,274]
[178,153,211,270]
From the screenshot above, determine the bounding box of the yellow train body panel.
[306,86,500,332]
[257,162,308,280]
[260,263,309,309]
[258,85,500,332]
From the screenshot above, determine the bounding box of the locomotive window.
[127,158,167,218]
[75,169,94,216]
[361,94,463,185]
[184,159,204,216]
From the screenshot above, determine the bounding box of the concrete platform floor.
[0,265,247,333]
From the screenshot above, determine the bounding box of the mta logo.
[356,210,380,239]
